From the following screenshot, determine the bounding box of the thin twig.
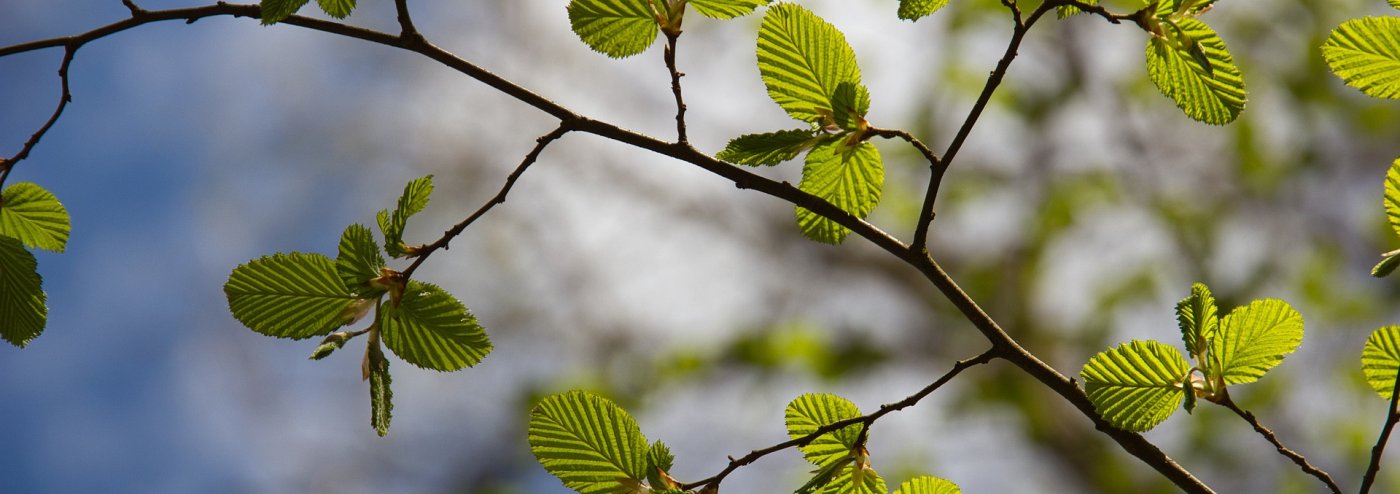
[1218,394,1341,494]
[400,123,573,280]
[0,43,76,188]
[122,0,144,16]
[393,0,420,42]
[680,348,999,492]
[1359,367,1400,494]
[663,31,688,144]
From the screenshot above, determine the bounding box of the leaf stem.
[1218,393,1341,494]
[1359,367,1400,494]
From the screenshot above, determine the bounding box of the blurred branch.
[1359,369,1400,494]
[1217,393,1341,494]
[680,348,999,492]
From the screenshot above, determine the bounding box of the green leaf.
[785,393,863,467]
[689,0,770,19]
[337,224,385,295]
[1212,299,1303,385]
[378,175,433,258]
[379,281,491,371]
[893,476,961,494]
[1376,250,1400,278]
[1182,375,1198,414]
[568,0,660,58]
[795,140,883,245]
[1057,0,1096,18]
[1384,158,1400,239]
[259,0,311,25]
[757,3,863,123]
[819,463,886,494]
[1176,282,1218,361]
[528,391,649,494]
[646,440,677,491]
[1323,17,1400,100]
[717,129,821,166]
[1363,326,1400,399]
[224,253,359,339]
[0,182,70,253]
[316,0,355,18]
[897,0,948,21]
[831,82,870,132]
[1081,340,1190,432]
[368,333,393,436]
[1145,18,1247,125]
[0,235,45,348]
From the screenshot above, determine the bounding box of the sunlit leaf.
[378,175,433,258]
[1057,0,1095,18]
[1323,17,1400,100]
[1212,299,1303,385]
[259,0,311,25]
[0,182,69,253]
[690,0,770,19]
[717,129,821,166]
[892,476,961,494]
[757,3,863,123]
[1363,326,1400,400]
[786,393,863,467]
[897,0,948,21]
[316,0,355,18]
[1145,18,1247,125]
[568,0,660,58]
[0,235,44,348]
[1081,340,1190,432]
[796,140,883,244]
[337,224,385,295]
[528,391,649,494]
[224,253,359,340]
[1176,282,1218,361]
[1384,158,1400,239]
[831,82,870,131]
[379,281,491,372]
[820,463,886,494]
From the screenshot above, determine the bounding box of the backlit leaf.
[690,0,770,19]
[259,0,311,25]
[316,0,355,18]
[379,175,433,258]
[796,140,883,244]
[224,253,359,339]
[1081,340,1189,432]
[1176,282,1218,361]
[717,129,821,166]
[1212,299,1303,385]
[898,0,948,21]
[0,235,44,348]
[528,391,649,494]
[1384,158,1400,239]
[1145,18,1246,125]
[379,281,491,371]
[1364,326,1400,399]
[568,0,659,58]
[757,3,863,123]
[893,476,961,494]
[786,393,863,467]
[1323,17,1400,99]
[336,224,385,295]
[0,182,69,253]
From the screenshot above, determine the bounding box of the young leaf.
[1362,326,1400,400]
[224,253,360,339]
[337,224,385,295]
[831,82,871,132]
[1176,282,1218,361]
[785,393,863,467]
[897,0,948,21]
[1057,0,1096,19]
[0,235,45,348]
[757,3,863,124]
[379,281,491,371]
[646,440,678,491]
[367,331,393,436]
[893,476,961,494]
[1322,17,1400,100]
[567,0,660,59]
[1145,18,1246,125]
[1376,250,1400,278]
[796,140,883,245]
[1212,299,1303,385]
[316,0,355,19]
[259,0,311,25]
[1080,340,1190,432]
[1384,158,1400,239]
[820,462,886,494]
[796,457,852,494]
[689,0,770,19]
[0,182,70,253]
[716,129,821,166]
[528,391,649,493]
[378,175,433,258]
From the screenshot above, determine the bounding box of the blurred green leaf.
[898,0,948,21]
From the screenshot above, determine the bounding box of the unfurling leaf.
[1363,326,1400,399]
[310,330,352,360]
[897,0,948,21]
[1145,18,1246,124]
[1081,340,1190,432]
[528,391,649,494]
[379,281,491,371]
[646,440,679,490]
[892,476,962,494]
[796,140,883,245]
[785,393,863,468]
[567,0,660,58]
[757,3,863,124]
[1211,299,1303,385]
[259,0,311,25]
[0,235,45,348]
[717,129,821,166]
[337,224,386,295]
[1323,17,1400,100]
[690,0,771,19]
[224,252,359,339]
[0,182,70,253]
[378,175,433,258]
[1176,282,1218,361]
[831,82,871,132]
[1375,250,1400,278]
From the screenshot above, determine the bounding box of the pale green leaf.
[0,235,45,348]
[831,82,870,131]
[528,391,649,494]
[316,0,354,18]
[1081,340,1189,432]
[379,175,433,258]
[568,0,660,58]
[757,3,863,123]
[898,0,948,21]
[337,224,384,295]
[1145,19,1247,125]
[1212,299,1303,385]
[379,281,491,371]
[796,140,883,245]
[224,253,359,340]
[1393,0,1400,10]
[1176,282,1218,361]
[646,440,677,491]
[893,476,961,494]
[1323,17,1400,100]
[717,129,821,166]
[1058,0,1095,18]
[259,0,311,25]
[786,393,862,467]
[1385,158,1400,239]
[690,0,770,19]
[368,334,393,436]
[0,182,70,253]
[1363,326,1400,399]
[820,463,886,494]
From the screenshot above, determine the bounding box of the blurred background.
[3,0,1400,492]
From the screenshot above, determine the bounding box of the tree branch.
[394,0,419,41]
[680,348,999,492]
[1360,368,1400,494]
[1218,394,1341,494]
[663,31,689,145]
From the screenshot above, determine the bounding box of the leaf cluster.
[0,183,69,348]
